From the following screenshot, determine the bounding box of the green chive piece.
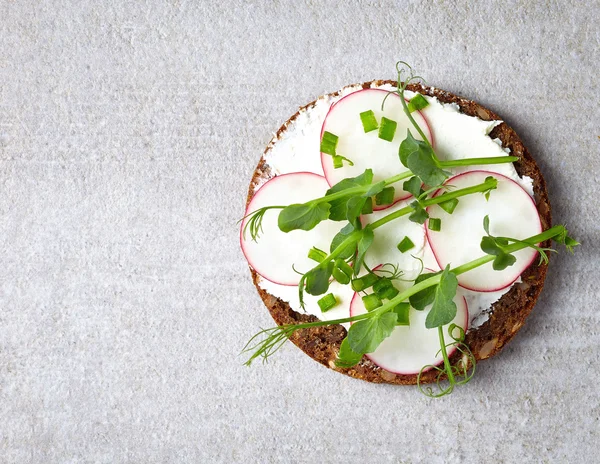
[375,187,395,206]
[320,131,338,156]
[335,259,353,277]
[373,278,392,293]
[397,236,415,253]
[392,302,410,325]
[360,110,378,133]
[362,293,382,312]
[351,273,379,292]
[439,198,459,214]
[380,285,399,301]
[332,267,350,284]
[407,94,429,113]
[332,259,352,285]
[307,247,327,263]
[362,197,373,214]
[378,117,397,142]
[373,278,399,300]
[322,131,338,144]
[320,140,337,156]
[318,293,338,312]
[428,218,442,232]
[332,155,344,169]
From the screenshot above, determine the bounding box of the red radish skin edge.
[319,88,434,211]
[425,170,542,292]
[240,171,329,287]
[348,265,469,375]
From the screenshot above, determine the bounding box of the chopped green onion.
[335,259,353,277]
[332,267,350,284]
[439,198,459,214]
[320,131,338,156]
[332,259,352,285]
[307,247,327,263]
[397,236,415,253]
[332,155,344,169]
[359,110,378,133]
[351,273,379,292]
[407,94,429,113]
[378,117,397,142]
[380,285,399,300]
[317,293,338,312]
[373,278,399,300]
[362,197,373,214]
[428,217,442,232]
[362,293,382,312]
[373,278,391,292]
[322,131,338,144]
[375,187,395,206]
[392,302,410,325]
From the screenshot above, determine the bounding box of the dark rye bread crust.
[245,80,552,385]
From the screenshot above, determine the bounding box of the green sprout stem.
[438,326,455,384]
[244,225,567,364]
[399,86,433,149]
[297,177,498,306]
[242,156,517,240]
[369,176,498,229]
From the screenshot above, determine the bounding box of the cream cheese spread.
[257,83,535,329]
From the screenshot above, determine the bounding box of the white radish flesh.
[426,170,542,292]
[321,89,433,207]
[349,276,469,375]
[240,173,342,286]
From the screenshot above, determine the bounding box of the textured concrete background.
[0,1,599,462]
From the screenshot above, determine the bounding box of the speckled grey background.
[0,1,598,462]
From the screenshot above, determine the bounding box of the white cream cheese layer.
[258,83,534,329]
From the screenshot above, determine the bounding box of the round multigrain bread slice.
[245,80,552,385]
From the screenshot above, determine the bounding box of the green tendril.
[417,323,476,398]
[240,206,284,241]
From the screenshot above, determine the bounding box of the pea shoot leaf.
[399,130,448,187]
[492,252,517,271]
[304,261,334,296]
[278,202,330,232]
[364,180,386,198]
[354,227,374,275]
[326,169,374,221]
[346,196,367,224]
[409,271,441,310]
[328,198,349,222]
[335,338,364,368]
[425,265,458,329]
[399,129,421,167]
[347,311,397,354]
[406,148,448,188]
[330,222,357,259]
[408,201,429,224]
[403,176,423,198]
[483,214,490,235]
[480,236,501,255]
[480,215,519,270]
[555,226,580,253]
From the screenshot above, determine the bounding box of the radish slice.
[321,89,433,208]
[426,170,542,292]
[240,173,341,286]
[349,275,468,375]
[361,199,426,277]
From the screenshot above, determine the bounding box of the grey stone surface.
[0,0,598,462]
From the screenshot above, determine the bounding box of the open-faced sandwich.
[240,63,578,396]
